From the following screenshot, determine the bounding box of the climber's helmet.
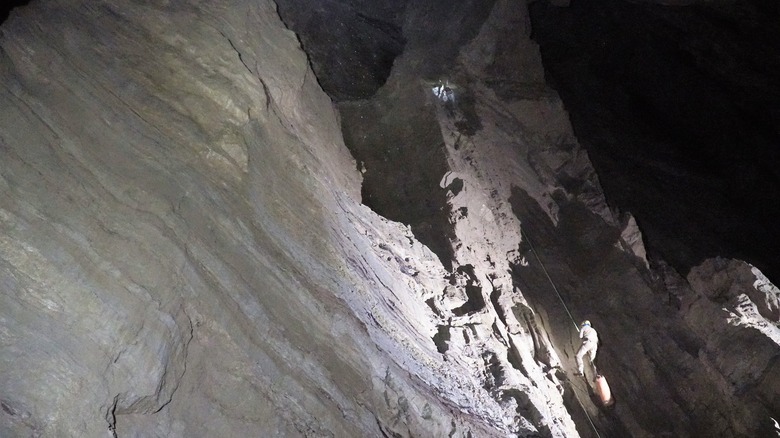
[581,320,591,328]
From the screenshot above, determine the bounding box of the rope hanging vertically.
[520,227,603,438]
[520,229,579,332]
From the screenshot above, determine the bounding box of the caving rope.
[521,229,580,332]
[520,228,603,438]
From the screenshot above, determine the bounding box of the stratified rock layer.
[293,0,780,435]
[0,1,522,436]
[1,0,779,437]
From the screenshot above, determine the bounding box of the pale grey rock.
[683,258,780,436]
[618,213,650,269]
[0,0,511,437]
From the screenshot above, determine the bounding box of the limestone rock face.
[0,1,506,436]
[683,259,780,436]
[283,0,780,435]
[1,0,779,437]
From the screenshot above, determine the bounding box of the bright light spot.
[432,80,455,103]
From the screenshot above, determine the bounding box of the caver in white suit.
[576,320,598,375]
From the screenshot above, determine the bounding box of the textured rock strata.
[1,0,779,437]
[0,1,493,436]
[282,0,780,435]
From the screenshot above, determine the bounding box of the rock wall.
[284,0,780,436]
[1,0,779,437]
[0,1,530,436]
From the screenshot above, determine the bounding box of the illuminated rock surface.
[0,0,778,437]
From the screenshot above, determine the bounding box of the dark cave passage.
[339,94,457,271]
[276,0,497,271]
[1,1,31,25]
[274,0,407,101]
[529,0,780,282]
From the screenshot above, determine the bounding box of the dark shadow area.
[432,325,450,355]
[339,95,457,270]
[508,186,636,438]
[286,0,497,270]
[400,0,497,79]
[274,0,407,101]
[451,283,484,316]
[451,264,486,316]
[482,351,504,389]
[507,185,780,436]
[450,88,483,137]
[529,0,780,282]
[1,1,31,26]
[444,177,464,197]
[489,285,506,326]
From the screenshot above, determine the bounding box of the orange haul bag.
[594,374,614,407]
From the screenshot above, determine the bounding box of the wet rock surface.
[1,0,778,437]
